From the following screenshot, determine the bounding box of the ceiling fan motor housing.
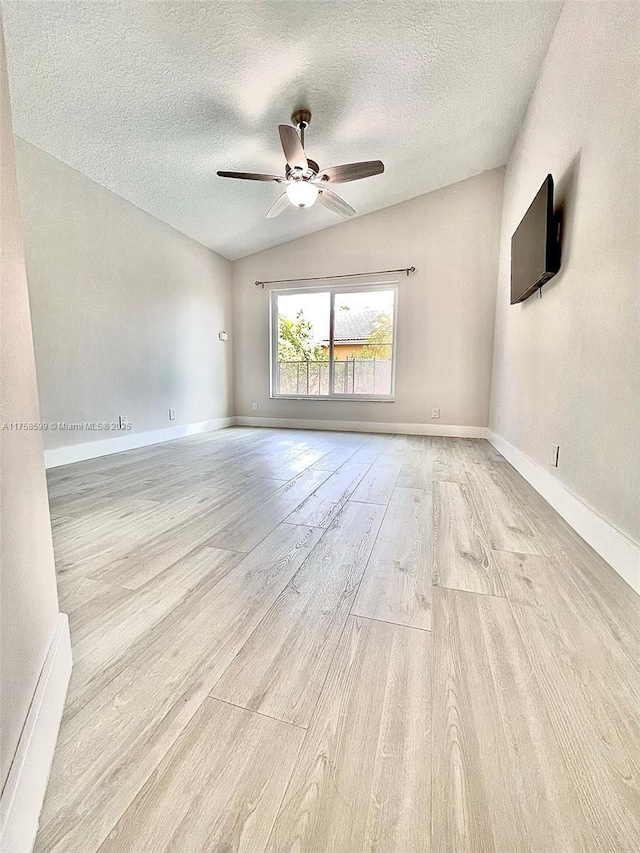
[285,158,320,181]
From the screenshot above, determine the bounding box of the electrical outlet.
[251,402,259,412]
[431,408,440,419]
[168,408,176,421]
[117,415,128,429]
[551,445,560,467]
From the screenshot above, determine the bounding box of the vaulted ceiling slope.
[3,1,562,260]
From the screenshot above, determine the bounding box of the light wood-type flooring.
[38,427,640,852]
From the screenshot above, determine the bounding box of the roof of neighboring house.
[322,308,384,345]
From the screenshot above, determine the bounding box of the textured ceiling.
[3,1,562,260]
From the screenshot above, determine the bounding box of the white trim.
[269,394,396,403]
[0,614,72,853]
[43,417,235,468]
[488,430,639,594]
[236,416,487,438]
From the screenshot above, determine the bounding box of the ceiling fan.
[217,109,384,219]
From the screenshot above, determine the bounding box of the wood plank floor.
[38,427,640,853]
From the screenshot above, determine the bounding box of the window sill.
[270,395,395,403]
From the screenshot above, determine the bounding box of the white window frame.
[269,281,398,402]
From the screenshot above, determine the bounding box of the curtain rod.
[254,266,416,288]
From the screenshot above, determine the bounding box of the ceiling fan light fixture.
[286,180,319,208]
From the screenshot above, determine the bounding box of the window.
[270,283,397,400]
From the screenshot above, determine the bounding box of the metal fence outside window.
[277,359,392,396]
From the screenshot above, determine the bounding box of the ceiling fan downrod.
[291,108,312,148]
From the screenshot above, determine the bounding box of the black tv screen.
[510,174,560,304]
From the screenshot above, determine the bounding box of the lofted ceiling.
[3,1,562,260]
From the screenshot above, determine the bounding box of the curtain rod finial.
[255,281,264,289]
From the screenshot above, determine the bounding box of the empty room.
[1,1,638,851]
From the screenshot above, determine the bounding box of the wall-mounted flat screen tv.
[510,174,560,304]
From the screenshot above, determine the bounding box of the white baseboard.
[488,430,639,594]
[44,417,235,468]
[44,416,487,467]
[235,416,487,439]
[0,614,72,853]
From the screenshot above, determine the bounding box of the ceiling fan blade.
[217,171,283,182]
[266,192,290,219]
[316,160,384,184]
[317,187,356,217]
[278,125,307,171]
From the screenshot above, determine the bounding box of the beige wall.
[489,0,640,543]
[0,18,60,790]
[14,140,234,451]
[232,168,504,428]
